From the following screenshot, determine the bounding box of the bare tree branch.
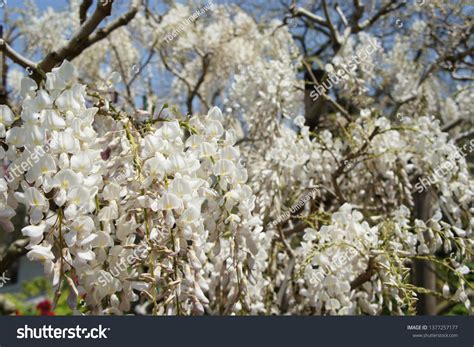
[0,38,38,72]
[79,0,94,25]
[441,117,465,132]
[321,0,341,48]
[2,0,139,83]
[127,37,161,88]
[187,53,211,115]
[357,2,406,32]
[350,0,364,30]
[109,39,136,110]
[38,0,115,74]
[289,4,327,27]
[350,257,375,290]
[302,60,351,121]
[334,3,348,27]
[85,2,139,47]
[0,238,29,275]
[454,129,474,143]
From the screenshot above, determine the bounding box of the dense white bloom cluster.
[298,204,380,314]
[152,3,303,135]
[295,203,472,315]
[249,111,473,314]
[1,61,265,315]
[2,2,472,316]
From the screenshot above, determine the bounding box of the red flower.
[36,299,52,312]
[36,299,55,315]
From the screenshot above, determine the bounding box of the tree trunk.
[304,69,327,130]
[0,25,8,106]
[413,186,436,315]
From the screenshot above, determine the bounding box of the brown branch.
[335,4,348,27]
[0,238,29,275]
[350,257,375,290]
[159,50,192,93]
[79,0,93,25]
[331,126,380,202]
[454,129,474,143]
[0,25,6,106]
[417,47,474,89]
[356,1,406,32]
[321,0,340,49]
[289,4,327,27]
[187,54,210,115]
[302,60,351,121]
[441,117,465,132]
[109,39,135,110]
[451,73,474,81]
[276,258,295,312]
[38,0,115,74]
[34,0,139,83]
[351,0,364,30]
[276,226,296,312]
[127,37,161,88]
[85,2,139,47]
[0,38,39,71]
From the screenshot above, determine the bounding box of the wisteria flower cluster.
[1,1,472,317]
[1,61,263,315]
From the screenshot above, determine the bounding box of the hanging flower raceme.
[1,61,263,315]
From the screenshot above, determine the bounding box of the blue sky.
[4,0,68,10]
